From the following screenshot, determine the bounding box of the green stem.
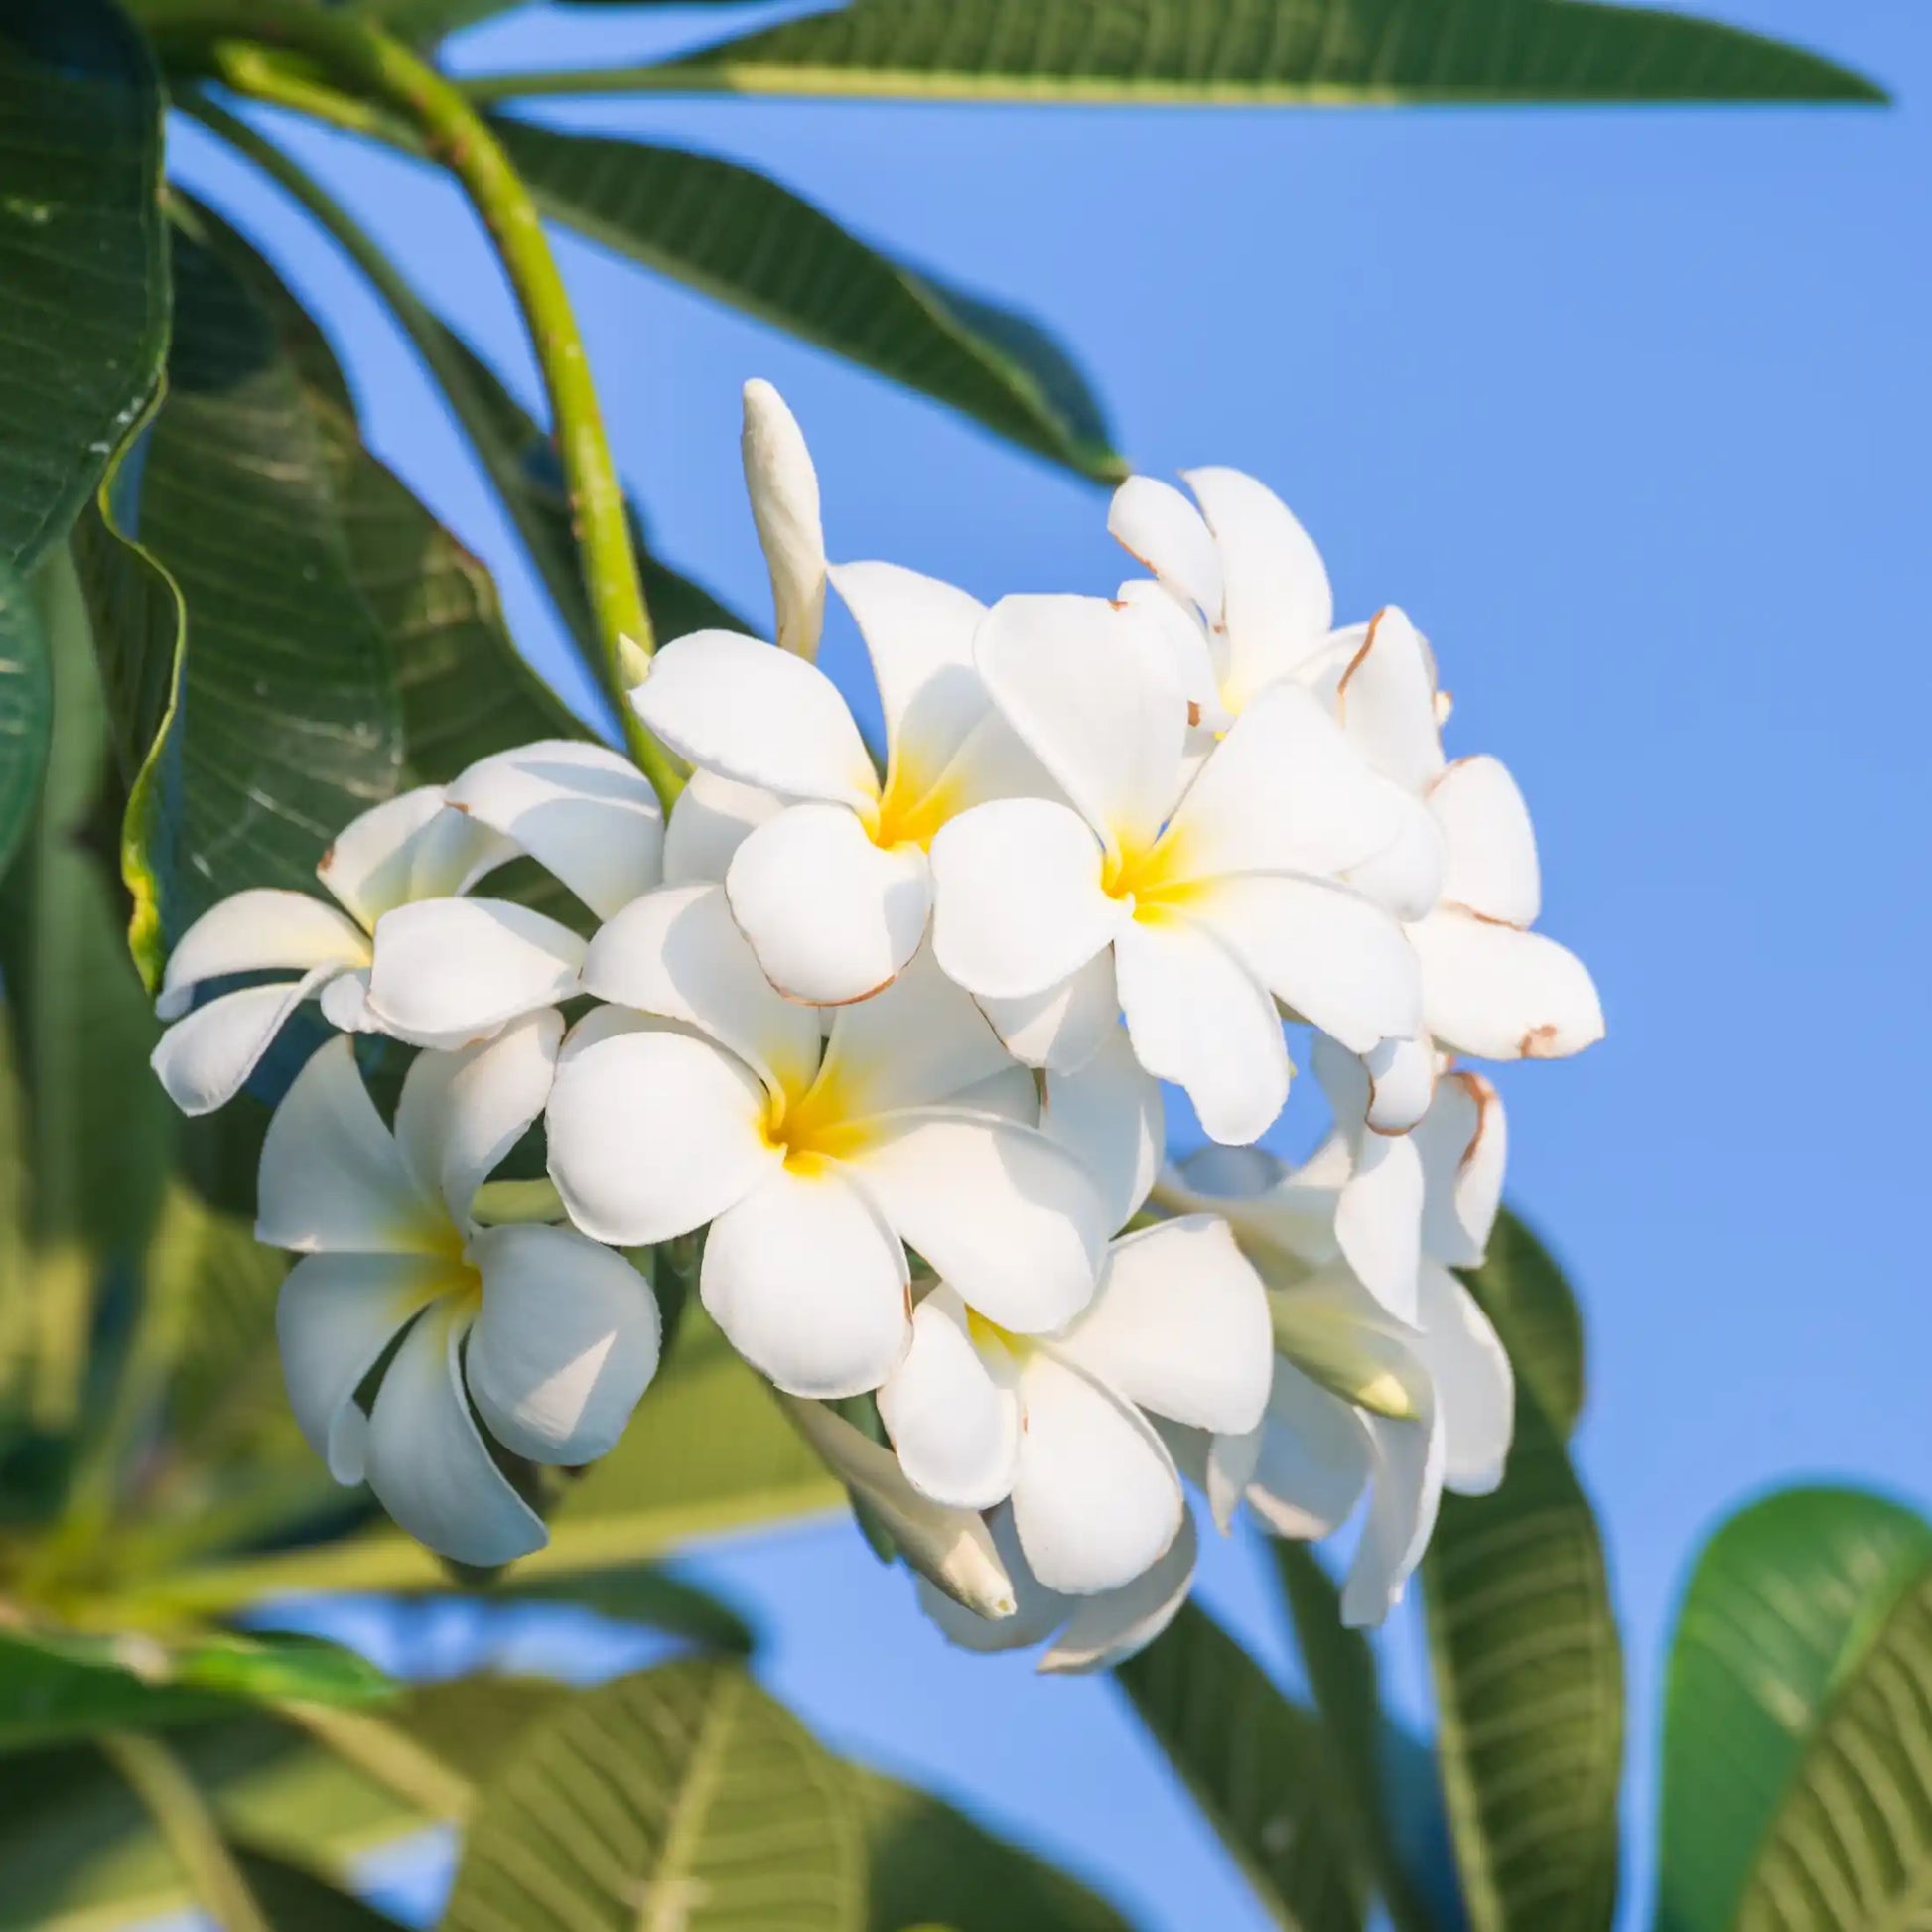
[147,0,682,806]
[102,1732,273,1932]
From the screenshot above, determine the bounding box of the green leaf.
[1116,1599,1367,1930]
[0,0,169,573]
[1421,1388,1622,1932]
[461,1563,756,1653]
[443,1657,867,1932]
[0,1627,391,1754]
[1656,1484,1932,1932]
[93,204,404,975]
[855,1764,1138,1931]
[230,1844,405,1931]
[519,0,1884,106]
[0,563,53,885]
[1458,1206,1586,1440]
[487,117,1125,482]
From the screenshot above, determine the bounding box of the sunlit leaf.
[1657,1484,1932,1932]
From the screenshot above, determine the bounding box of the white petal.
[726,801,930,1006]
[582,882,819,1100]
[812,945,1012,1120]
[1334,1129,1424,1326]
[1364,1034,1438,1136]
[1010,1351,1183,1595]
[1341,1411,1445,1629]
[914,1505,1065,1655]
[1116,579,1231,735]
[1109,476,1224,623]
[1204,1425,1265,1533]
[1417,1071,1506,1267]
[1185,872,1422,1055]
[1334,607,1444,793]
[742,378,826,659]
[1430,755,1541,927]
[392,1009,563,1227]
[1040,1025,1163,1231]
[1345,785,1449,924]
[975,593,1186,857]
[319,787,512,928]
[319,969,378,1035]
[152,968,338,1119]
[842,1112,1106,1335]
[467,1224,661,1464]
[1056,1218,1273,1438]
[630,631,877,812]
[1412,907,1604,1061]
[256,1037,440,1255]
[948,1064,1040,1126]
[976,948,1119,1074]
[1114,912,1289,1146]
[662,769,784,886]
[364,1301,546,1567]
[829,560,988,798]
[1160,678,1398,880]
[277,1252,451,1481]
[1415,1261,1513,1496]
[1181,467,1333,707]
[365,898,584,1046]
[1174,1143,1288,1201]
[447,740,664,920]
[877,1285,1020,1509]
[1041,1507,1198,1674]
[546,1023,778,1245]
[927,796,1122,1001]
[1245,1360,1374,1540]
[700,1163,909,1399]
[157,891,371,1020]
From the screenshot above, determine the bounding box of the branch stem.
[102,1731,273,1932]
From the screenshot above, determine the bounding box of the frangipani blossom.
[928,593,1421,1142]
[152,742,661,1117]
[263,1018,660,1567]
[631,561,1046,1008]
[545,887,1108,1400]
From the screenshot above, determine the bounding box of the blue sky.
[169,5,1932,1926]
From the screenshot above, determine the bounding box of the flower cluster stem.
[144,0,684,807]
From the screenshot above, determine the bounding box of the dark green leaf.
[1116,1600,1367,1930]
[1457,1206,1585,1440]
[1421,1391,1622,1932]
[443,1658,866,1932]
[0,0,169,573]
[0,563,52,885]
[488,117,1125,482]
[856,1764,1138,1931]
[1656,1485,1932,1932]
[540,0,1884,106]
[233,1843,405,1930]
[462,1562,756,1653]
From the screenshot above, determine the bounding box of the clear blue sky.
[170,5,1932,1926]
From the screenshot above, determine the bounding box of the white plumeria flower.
[263,1017,661,1567]
[544,885,1108,1400]
[152,743,662,1117]
[927,592,1421,1142]
[1156,1083,1514,1625]
[915,1500,1201,1676]
[630,560,1048,1009]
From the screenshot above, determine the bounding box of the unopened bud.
[742,379,826,661]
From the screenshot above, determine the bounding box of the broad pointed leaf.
[488,117,1124,482]
[1116,1599,1367,1930]
[523,0,1883,106]
[1458,1206,1585,1440]
[1657,1484,1932,1932]
[442,1658,866,1932]
[0,0,169,573]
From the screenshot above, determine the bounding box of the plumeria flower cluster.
[149,378,1601,1663]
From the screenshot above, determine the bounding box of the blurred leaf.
[528,0,1885,106]
[443,1657,866,1932]
[90,204,403,978]
[488,117,1124,482]
[1656,1484,1932,1932]
[1375,1725,1472,1932]
[855,1765,1138,1931]
[1117,1599,1367,1929]
[0,0,169,574]
[1421,1388,1622,1932]
[0,563,53,885]
[229,1844,404,1931]
[0,1626,390,1754]
[458,1563,756,1652]
[1458,1207,1585,1439]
